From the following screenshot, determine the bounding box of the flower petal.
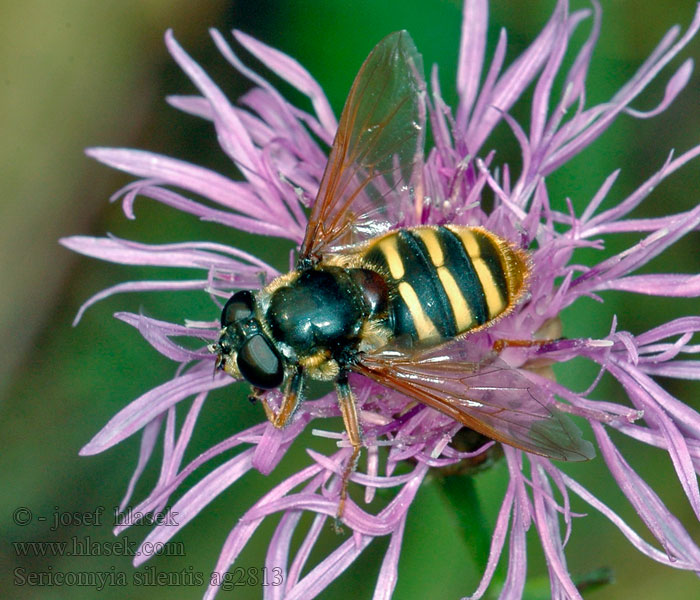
[80,367,230,454]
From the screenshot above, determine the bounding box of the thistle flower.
[62,1,700,598]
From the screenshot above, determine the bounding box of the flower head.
[63,1,700,598]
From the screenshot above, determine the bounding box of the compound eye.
[236,334,284,389]
[221,290,255,327]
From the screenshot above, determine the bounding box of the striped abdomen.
[361,226,528,347]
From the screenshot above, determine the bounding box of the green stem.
[434,473,492,573]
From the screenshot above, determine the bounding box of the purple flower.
[62,1,700,598]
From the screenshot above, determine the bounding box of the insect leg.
[493,338,560,353]
[493,317,563,353]
[262,367,305,429]
[335,373,363,525]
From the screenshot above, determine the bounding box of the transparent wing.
[299,31,426,261]
[355,346,595,462]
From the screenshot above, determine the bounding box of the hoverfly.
[211,31,594,517]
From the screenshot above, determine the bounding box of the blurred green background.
[1,0,699,598]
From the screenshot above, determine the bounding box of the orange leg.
[493,317,563,354]
[493,338,556,354]
[334,374,363,531]
[262,368,304,429]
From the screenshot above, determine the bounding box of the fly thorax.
[266,267,369,357]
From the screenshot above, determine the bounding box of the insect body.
[211,31,593,519]
[217,225,525,389]
[360,225,527,347]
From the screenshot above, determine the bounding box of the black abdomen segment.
[361,226,525,346]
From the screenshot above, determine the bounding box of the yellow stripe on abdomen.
[445,225,507,318]
[437,267,473,330]
[414,228,444,267]
[397,281,439,341]
[472,257,506,318]
[446,225,480,258]
[378,236,404,279]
